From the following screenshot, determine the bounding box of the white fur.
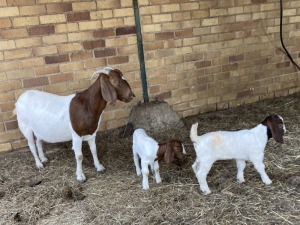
[132,129,162,190]
[190,122,283,195]
[15,68,113,182]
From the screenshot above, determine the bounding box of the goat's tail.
[190,123,199,143]
[10,108,17,119]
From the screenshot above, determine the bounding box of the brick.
[20,5,46,15]
[4,49,31,60]
[0,7,19,18]
[142,24,161,33]
[45,54,70,64]
[102,18,124,28]
[11,139,28,150]
[195,61,211,68]
[68,31,94,42]
[222,63,238,72]
[2,28,28,39]
[58,43,82,53]
[172,12,191,21]
[155,31,174,40]
[116,26,136,36]
[229,54,244,63]
[59,62,84,73]
[153,14,172,23]
[0,19,12,28]
[67,12,90,22]
[144,42,164,51]
[276,61,290,69]
[0,80,22,92]
[5,120,18,131]
[113,8,134,17]
[40,14,66,24]
[50,73,73,83]
[175,29,193,38]
[28,25,55,36]
[33,46,58,56]
[84,58,107,68]
[0,61,19,72]
[15,37,42,48]
[73,1,96,11]
[0,0,6,6]
[23,76,49,88]
[181,2,199,11]
[43,34,68,45]
[7,0,35,6]
[202,18,218,26]
[83,40,105,50]
[93,28,115,38]
[95,48,116,58]
[71,51,93,61]
[79,21,102,30]
[12,16,39,27]
[251,0,267,3]
[0,143,12,152]
[90,10,113,20]
[97,0,121,9]
[105,37,128,46]
[55,23,79,33]
[108,56,129,65]
[46,3,72,14]
[0,40,16,50]
[19,56,46,68]
[35,65,59,76]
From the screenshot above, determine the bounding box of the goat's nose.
[131,92,135,98]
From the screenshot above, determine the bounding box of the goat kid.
[133,128,186,190]
[190,115,286,195]
[15,67,135,182]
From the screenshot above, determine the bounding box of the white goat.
[15,67,135,182]
[190,115,286,195]
[133,128,186,190]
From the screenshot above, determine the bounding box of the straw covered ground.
[0,94,299,225]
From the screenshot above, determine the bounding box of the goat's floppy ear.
[269,122,284,144]
[164,144,174,166]
[100,75,117,105]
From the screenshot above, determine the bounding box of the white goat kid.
[190,115,286,195]
[133,128,186,190]
[15,67,135,182]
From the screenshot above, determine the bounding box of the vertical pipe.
[133,0,149,103]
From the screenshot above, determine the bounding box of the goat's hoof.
[35,163,44,170]
[237,179,245,183]
[264,179,272,185]
[202,189,211,195]
[41,157,48,163]
[76,174,86,183]
[97,169,106,174]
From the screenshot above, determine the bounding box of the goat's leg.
[250,156,272,185]
[87,137,105,173]
[19,124,43,169]
[196,160,214,195]
[141,161,150,190]
[133,147,141,176]
[192,161,200,174]
[153,161,161,184]
[36,138,48,164]
[236,159,246,183]
[72,135,86,182]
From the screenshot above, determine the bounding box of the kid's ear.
[164,144,174,166]
[100,75,117,105]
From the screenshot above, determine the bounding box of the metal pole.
[133,0,149,102]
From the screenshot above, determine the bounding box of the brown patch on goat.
[262,115,285,143]
[156,140,185,166]
[69,70,135,136]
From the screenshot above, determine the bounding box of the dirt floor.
[0,94,299,225]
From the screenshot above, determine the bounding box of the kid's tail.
[190,123,199,143]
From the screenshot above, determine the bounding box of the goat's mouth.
[122,93,135,103]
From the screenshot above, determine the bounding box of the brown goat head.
[101,69,135,105]
[262,115,286,143]
[157,140,185,166]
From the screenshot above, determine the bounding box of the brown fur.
[69,70,135,136]
[262,115,285,143]
[156,140,185,166]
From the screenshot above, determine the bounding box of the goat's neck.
[82,74,108,113]
[156,144,166,161]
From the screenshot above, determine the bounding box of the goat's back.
[16,90,75,143]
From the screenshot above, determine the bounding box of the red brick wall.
[0,0,299,151]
